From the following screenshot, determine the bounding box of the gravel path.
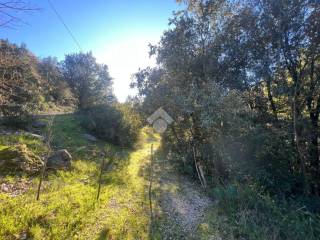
[155,160,212,238]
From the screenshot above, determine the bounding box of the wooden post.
[193,146,206,188]
[97,154,105,201]
[36,116,54,201]
[149,144,154,229]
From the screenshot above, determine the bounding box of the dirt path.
[76,132,212,239]
[153,157,212,239]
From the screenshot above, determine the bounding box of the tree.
[0,40,41,117]
[132,0,320,195]
[216,0,320,193]
[62,52,114,109]
[38,57,75,106]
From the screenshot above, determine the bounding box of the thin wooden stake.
[149,144,154,229]
[97,156,105,201]
[36,116,54,201]
[193,146,205,188]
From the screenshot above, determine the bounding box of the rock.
[0,180,31,196]
[32,121,47,128]
[0,144,44,174]
[25,132,45,141]
[1,183,9,192]
[83,133,97,142]
[47,149,72,170]
[19,232,27,240]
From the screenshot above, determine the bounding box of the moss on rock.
[0,144,44,174]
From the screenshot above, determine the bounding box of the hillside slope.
[0,114,161,239]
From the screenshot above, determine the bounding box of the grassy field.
[0,114,161,239]
[1,114,320,240]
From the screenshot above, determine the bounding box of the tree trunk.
[193,146,206,188]
[310,115,319,194]
[292,75,309,194]
[266,79,278,121]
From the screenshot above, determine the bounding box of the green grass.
[2,114,318,239]
[197,184,320,240]
[0,114,161,239]
[0,134,47,156]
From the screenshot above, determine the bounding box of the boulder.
[47,149,72,170]
[83,133,97,142]
[0,144,44,174]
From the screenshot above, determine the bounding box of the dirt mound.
[0,144,44,174]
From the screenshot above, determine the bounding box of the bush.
[80,104,142,147]
[0,40,41,118]
[0,115,33,130]
[205,184,320,240]
[242,125,302,197]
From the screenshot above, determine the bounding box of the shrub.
[0,40,41,118]
[206,184,320,240]
[0,115,33,130]
[80,104,142,147]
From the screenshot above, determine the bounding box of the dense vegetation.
[0,40,140,147]
[0,40,116,116]
[133,0,320,197]
[0,40,43,117]
[80,103,142,147]
[0,115,160,239]
[1,0,320,239]
[131,0,320,235]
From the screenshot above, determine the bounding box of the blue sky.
[0,0,182,102]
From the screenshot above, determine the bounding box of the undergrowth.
[198,184,320,240]
[2,114,319,239]
[0,114,160,239]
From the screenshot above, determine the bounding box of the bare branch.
[0,1,39,28]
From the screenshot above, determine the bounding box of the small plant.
[80,103,142,148]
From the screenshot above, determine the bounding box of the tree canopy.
[132,0,320,195]
[62,52,114,109]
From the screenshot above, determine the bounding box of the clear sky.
[0,0,182,102]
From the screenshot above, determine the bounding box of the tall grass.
[199,184,320,240]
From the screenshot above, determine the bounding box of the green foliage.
[0,40,41,117]
[0,134,47,156]
[80,103,142,147]
[0,40,77,118]
[132,0,320,197]
[199,184,320,240]
[38,57,75,106]
[0,114,159,239]
[62,52,114,109]
[0,144,43,174]
[0,115,33,129]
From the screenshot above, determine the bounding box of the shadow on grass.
[137,145,190,240]
[97,227,111,240]
[50,114,132,163]
[0,113,133,187]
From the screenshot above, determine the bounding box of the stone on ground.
[82,133,97,142]
[0,144,44,174]
[24,132,45,141]
[47,149,72,170]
